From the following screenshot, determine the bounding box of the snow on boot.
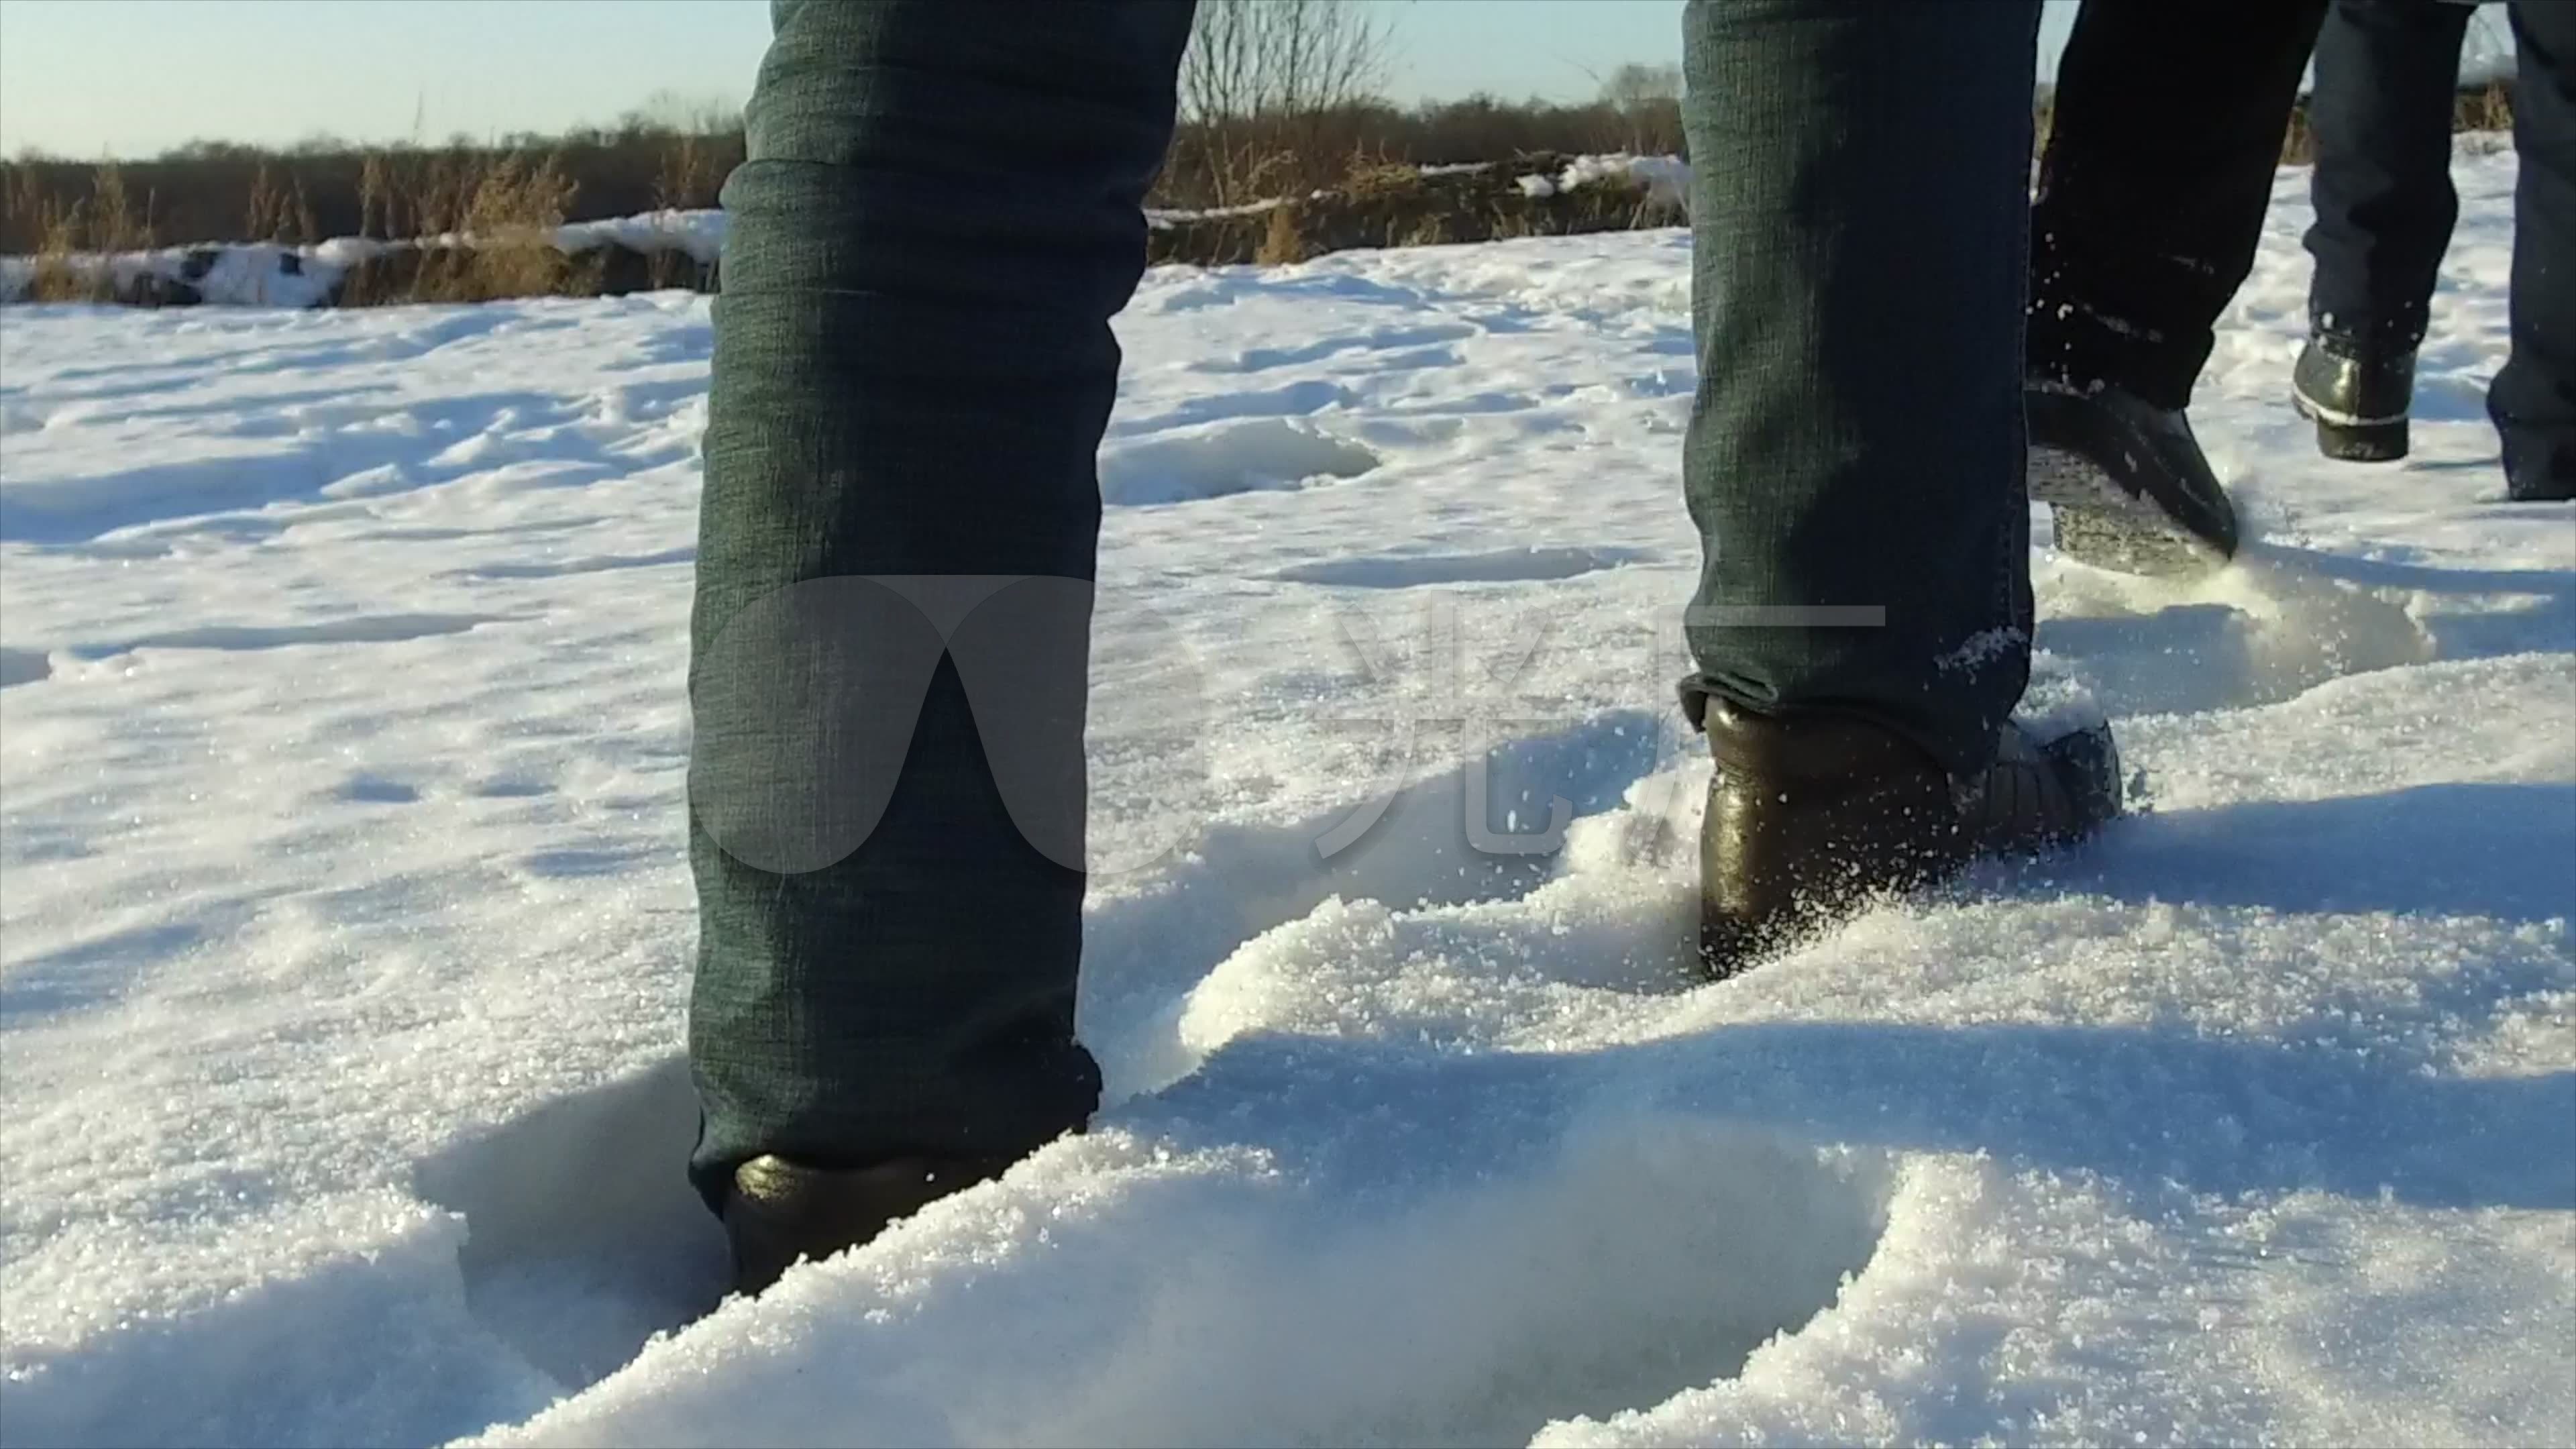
[2027,378,2241,577]
[1695,700,2120,979]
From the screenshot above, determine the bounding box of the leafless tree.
[1599,62,1682,111]
[1598,62,1684,155]
[616,90,743,142]
[1177,0,1397,205]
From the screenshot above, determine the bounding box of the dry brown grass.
[326,151,602,305]
[2456,77,2514,136]
[646,133,722,286]
[1396,212,1453,248]
[1340,154,1425,200]
[651,131,722,213]
[456,153,586,298]
[7,164,154,301]
[88,164,152,252]
[0,79,2530,307]
[244,162,285,241]
[1151,148,1681,268]
[357,152,392,239]
[1183,138,1298,215]
[241,162,319,244]
[1253,203,1309,264]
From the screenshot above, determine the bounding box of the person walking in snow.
[2021,0,2336,575]
[687,0,2118,1296]
[2023,0,2572,540]
[2291,0,2573,498]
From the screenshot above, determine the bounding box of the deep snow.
[0,151,2569,1448]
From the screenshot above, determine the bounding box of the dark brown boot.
[723,1154,1014,1295]
[1697,701,2120,977]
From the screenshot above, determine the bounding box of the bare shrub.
[443,152,582,300]
[88,164,151,252]
[245,162,289,242]
[649,133,723,286]
[24,202,97,301]
[13,166,155,301]
[343,151,588,304]
[1177,0,1395,207]
[2457,77,2512,135]
[1598,63,1684,155]
[652,132,722,213]
[357,152,392,239]
[1254,203,1308,264]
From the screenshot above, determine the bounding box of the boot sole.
[2025,388,2239,579]
[2290,390,2410,462]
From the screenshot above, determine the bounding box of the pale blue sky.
[0,1,2087,160]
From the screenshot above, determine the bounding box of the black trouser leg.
[2304,0,2475,350]
[2029,0,2328,407]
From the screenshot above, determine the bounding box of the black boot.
[722,1154,1014,1295]
[2027,380,2241,576]
[2292,334,2416,462]
[2504,437,2576,503]
[1696,701,2121,978]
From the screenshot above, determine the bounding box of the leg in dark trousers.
[2491,0,2576,497]
[1680,0,2043,773]
[1682,0,2121,976]
[695,0,2127,1290]
[2021,0,2326,574]
[688,0,1196,1287]
[2304,0,2475,352]
[2300,0,2576,495]
[2031,0,2328,407]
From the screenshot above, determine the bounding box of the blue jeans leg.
[1678,0,2043,775]
[687,0,1195,1208]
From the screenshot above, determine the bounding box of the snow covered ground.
[1,151,2569,1448]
